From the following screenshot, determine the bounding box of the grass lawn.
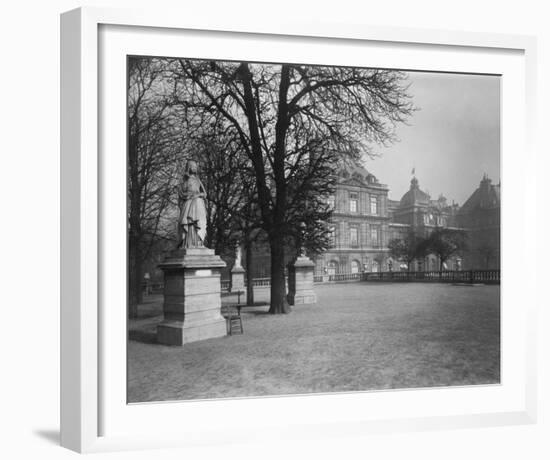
[127,282,500,402]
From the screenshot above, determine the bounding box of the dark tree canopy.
[388,231,426,271]
[127,57,182,316]
[425,228,468,271]
[186,121,258,254]
[128,57,413,315]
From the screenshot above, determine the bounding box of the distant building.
[315,164,391,275]
[314,164,496,274]
[456,174,501,269]
[215,165,501,278]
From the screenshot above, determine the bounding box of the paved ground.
[127,282,500,402]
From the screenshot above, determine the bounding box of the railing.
[141,281,165,295]
[359,269,500,284]
[313,272,369,283]
[251,277,272,287]
[329,272,362,282]
[220,277,275,291]
[312,269,500,284]
[144,269,500,294]
[147,277,287,293]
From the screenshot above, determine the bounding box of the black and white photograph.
[126,56,500,403]
[5,0,550,458]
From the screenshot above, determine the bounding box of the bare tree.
[169,60,413,313]
[188,127,251,254]
[127,57,182,318]
[180,113,264,305]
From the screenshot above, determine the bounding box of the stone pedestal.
[287,255,317,305]
[157,248,227,346]
[230,265,245,293]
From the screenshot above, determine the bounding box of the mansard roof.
[338,162,382,187]
[399,176,430,207]
[459,174,500,213]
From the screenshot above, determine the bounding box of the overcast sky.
[364,71,500,205]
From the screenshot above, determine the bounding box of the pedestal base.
[156,248,227,346]
[230,265,245,293]
[287,255,317,306]
[288,290,317,305]
[157,317,227,346]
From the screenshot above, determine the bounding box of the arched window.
[327,260,338,276]
[372,260,380,272]
[351,260,360,274]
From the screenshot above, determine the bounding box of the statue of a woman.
[234,243,242,268]
[177,160,207,248]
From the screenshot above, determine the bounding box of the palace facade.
[314,164,500,274]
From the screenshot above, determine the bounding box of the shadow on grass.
[240,302,271,315]
[242,310,272,316]
[129,329,158,344]
[135,311,163,320]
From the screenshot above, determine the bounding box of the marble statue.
[177,160,207,249]
[234,243,242,268]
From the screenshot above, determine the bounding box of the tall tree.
[425,228,468,271]
[181,115,262,305]
[388,231,426,271]
[197,130,264,306]
[128,57,182,318]
[171,60,413,313]
[188,124,254,255]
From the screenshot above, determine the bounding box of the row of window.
[328,192,380,215]
[329,225,381,247]
[322,256,465,276]
[351,192,378,214]
[423,213,446,226]
[326,259,382,275]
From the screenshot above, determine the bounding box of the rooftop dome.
[399,177,430,207]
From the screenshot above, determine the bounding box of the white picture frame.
[60,6,537,453]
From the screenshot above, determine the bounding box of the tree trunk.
[268,237,290,314]
[128,124,142,319]
[128,244,143,319]
[245,238,254,306]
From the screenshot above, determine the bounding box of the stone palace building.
[314,164,500,275]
